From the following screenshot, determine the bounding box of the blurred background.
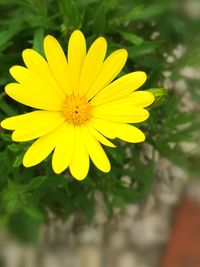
[0,0,200,266]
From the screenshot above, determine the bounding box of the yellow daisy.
[1,30,154,180]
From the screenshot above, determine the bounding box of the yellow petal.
[90,118,117,139]
[124,91,155,107]
[82,127,111,173]
[1,111,41,130]
[23,126,61,167]
[115,123,145,143]
[90,119,145,143]
[68,30,86,93]
[86,49,128,100]
[7,111,65,142]
[52,123,75,174]
[8,66,64,111]
[93,104,149,123]
[69,126,89,180]
[9,66,63,101]
[5,83,60,111]
[94,91,154,108]
[44,35,73,95]
[91,72,147,105]
[78,37,107,95]
[88,124,116,147]
[22,49,65,99]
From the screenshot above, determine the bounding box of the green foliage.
[0,0,199,242]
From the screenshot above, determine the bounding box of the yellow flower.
[1,30,154,180]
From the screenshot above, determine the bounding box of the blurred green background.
[0,0,199,243]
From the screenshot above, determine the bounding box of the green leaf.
[0,214,10,230]
[8,143,22,152]
[111,194,125,207]
[12,152,24,167]
[131,3,168,21]
[118,30,143,45]
[128,41,162,58]
[0,9,25,52]
[8,210,40,243]
[153,141,200,175]
[23,204,43,221]
[59,0,80,28]
[106,148,124,165]
[77,0,100,6]
[92,3,106,35]
[33,27,44,55]
[2,181,20,213]
[0,93,17,116]
[25,176,46,191]
[85,193,95,223]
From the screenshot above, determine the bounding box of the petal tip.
[53,168,62,175]
[22,48,31,56]
[23,153,33,168]
[11,131,18,141]
[144,110,150,120]
[73,174,87,181]
[44,35,56,46]
[52,162,64,175]
[111,144,117,148]
[141,71,147,81]
[70,166,88,181]
[4,83,13,95]
[102,164,111,173]
[135,71,147,82]
[120,48,128,58]
[45,34,54,40]
[141,133,146,142]
[90,36,107,52]
[9,66,17,76]
[0,119,8,129]
[136,129,146,143]
[98,36,107,44]
[71,29,84,37]
[23,159,30,168]
[148,91,155,105]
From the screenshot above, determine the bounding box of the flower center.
[62,95,92,125]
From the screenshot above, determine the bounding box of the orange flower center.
[62,95,92,125]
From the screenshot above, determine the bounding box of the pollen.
[62,95,92,125]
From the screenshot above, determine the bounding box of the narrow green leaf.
[25,176,46,191]
[118,30,143,45]
[23,204,43,221]
[33,27,44,55]
[92,3,106,35]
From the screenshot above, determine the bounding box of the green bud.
[147,88,168,108]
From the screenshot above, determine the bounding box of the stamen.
[62,95,92,125]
